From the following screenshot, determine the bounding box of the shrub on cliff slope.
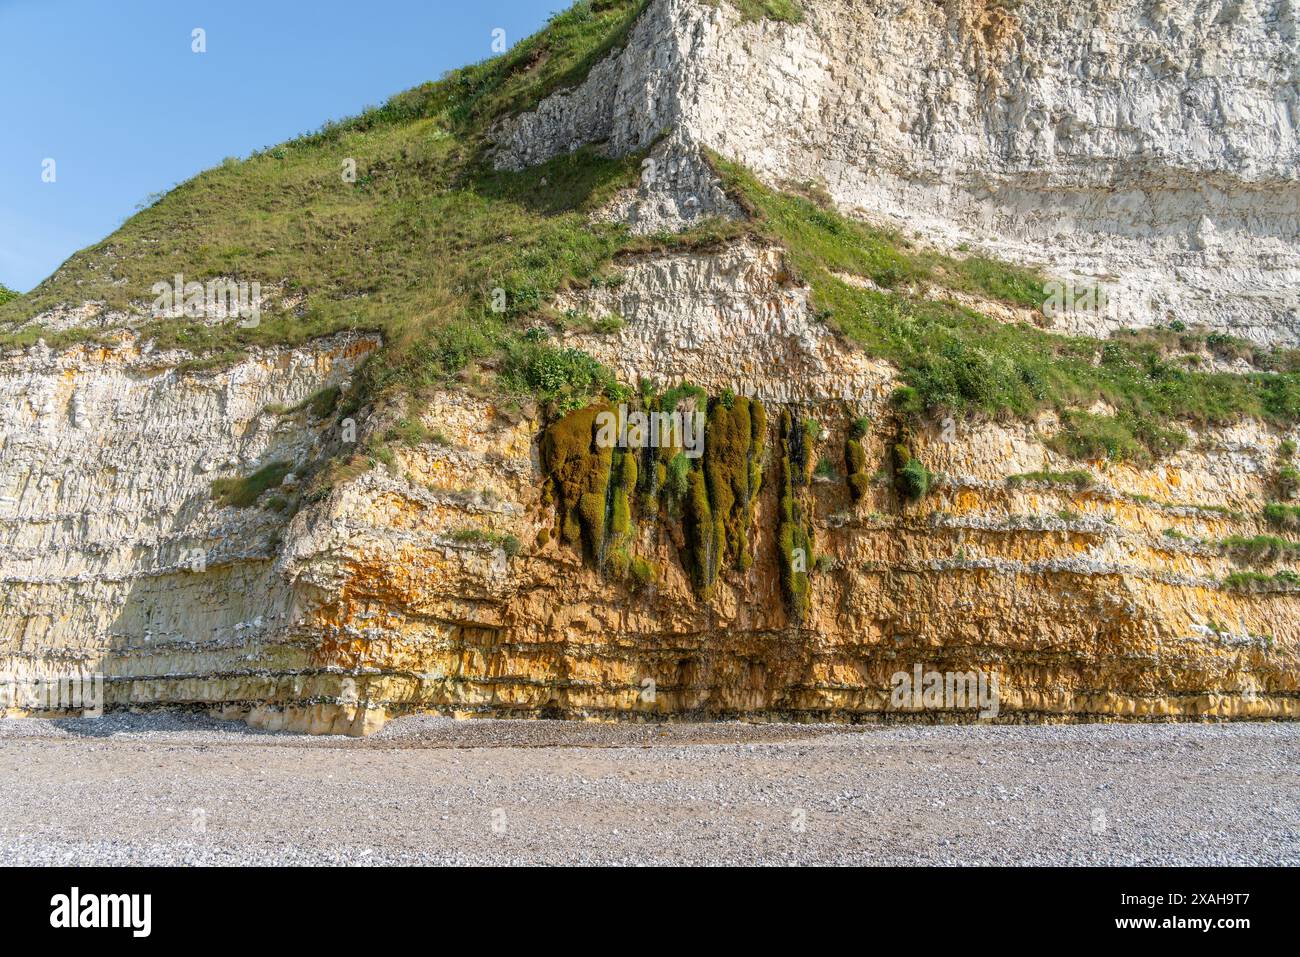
[0,284,17,306]
[500,336,626,414]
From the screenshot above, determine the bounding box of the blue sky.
[0,0,563,292]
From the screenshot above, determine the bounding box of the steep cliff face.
[0,334,382,732]
[2,0,1298,733]
[497,0,1300,342]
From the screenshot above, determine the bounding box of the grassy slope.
[0,285,17,306]
[712,157,1300,462]
[0,0,653,414]
[1,0,1296,466]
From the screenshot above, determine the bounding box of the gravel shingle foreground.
[0,714,1296,866]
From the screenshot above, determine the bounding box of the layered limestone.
[556,240,892,402]
[268,239,1297,727]
[0,333,382,733]
[3,0,1299,733]
[9,235,1295,732]
[494,0,1300,343]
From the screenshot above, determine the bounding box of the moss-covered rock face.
[611,451,635,535]
[540,389,769,600]
[685,467,718,594]
[845,437,870,501]
[541,405,613,562]
[704,396,764,573]
[777,410,814,620]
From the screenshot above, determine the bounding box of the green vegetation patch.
[1219,534,1300,564]
[684,467,718,595]
[541,405,613,562]
[211,461,294,508]
[500,334,625,414]
[1263,503,1300,531]
[844,416,871,501]
[1223,570,1300,592]
[777,409,815,620]
[628,554,657,589]
[269,385,342,420]
[707,0,805,23]
[1275,440,1298,500]
[703,395,765,573]
[541,388,767,600]
[451,527,521,557]
[1006,469,1096,490]
[1279,465,1300,500]
[0,284,18,307]
[892,443,931,502]
[709,155,1300,463]
[845,437,870,500]
[634,381,693,515]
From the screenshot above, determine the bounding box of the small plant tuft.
[211,461,294,508]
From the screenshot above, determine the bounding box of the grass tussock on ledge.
[706,0,805,23]
[211,461,293,508]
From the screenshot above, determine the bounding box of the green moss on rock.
[629,556,657,590]
[704,396,757,570]
[607,546,631,579]
[541,405,612,561]
[776,411,813,620]
[611,487,631,535]
[543,389,768,600]
[578,491,607,558]
[685,468,717,595]
[845,437,869,501]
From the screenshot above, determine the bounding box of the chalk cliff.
[2,0,1297,733]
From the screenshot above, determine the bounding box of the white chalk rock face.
[494,0,1300,343]
[0,334,379,729]
[556,240,894,403]
[4,0,1299,735]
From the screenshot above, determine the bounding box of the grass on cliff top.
[0,0,652,416]
[710,156,1300,463]
[0,284,17,307]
